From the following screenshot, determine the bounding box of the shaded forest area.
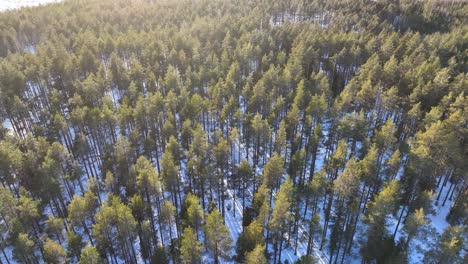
[0,0,467,263]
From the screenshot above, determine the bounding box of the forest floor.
[1,113,456,264]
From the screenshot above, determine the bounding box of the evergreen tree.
[181,193,204,238]
[151,246,169,264]
[269,177,294,263]
[361,180,400,262]
[423,225,465,264]
[0,1,465,263]
[404,208,428,246]
[236,220,264,261]
[45,216,64,244]
[180,227,203,264]
[245,244,267,264]
[68,194,96,246]
[205,209,232,264]
[43,239,67,264]
[12,233,36,264]
[238,158,253,209]
[93,195,138,263]
[67,230,86,261]
[161,200,177,241]
[135,156,160,244]
[262,153,285,197]
[78,246,103,264]
[295,254,318,264]
[306,214,322,256]
[162,148,181,209]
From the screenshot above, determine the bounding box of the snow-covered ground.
[225,139,330,264]
[2,119,12,130]
[409,181,454,263]
[1,86,458,264]
[0,0,61,11]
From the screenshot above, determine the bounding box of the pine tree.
[180,227,203,264]
[78,246,103,264]
[181,193,204,238]
[129,194,152,260]
[68,194,96,246]
[274,120,287,156]
[0,1,466,264]
[404,208,428,246]
[262,153,285,195]
[269,177,294,264]
[104,171,118,195]
[330,158,361,262]
[251,113,270,167]
[12,233,36,264]
[214,137,229,217]
[205,209,232,264]
[43,239,67,264]
[161,200,177,241]
[304,170,328,218]
[238,158,253,209]
[66,230,86,261]
[236,220,264,261]
[245,244,267,264]
[135,156,160,245]
[151,246,169,264]
[361,180,400,262]
[423,225,465,264]
[45,216,64,244]
[161,148,181,209]
[93,195,138,263]
[306,214,322,256]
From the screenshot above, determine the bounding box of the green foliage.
[44,238,67,264]
[68,194,95,229]
[424,225,466,264]
[238,158,253,184]
[12,233,36,263]
[205,209,232,263]
[78,245,103,264]
[92,195,138,262]
[180,193,204,234]
[361,180,400,262]
[270,178,294,233]
[161,149,179,193]
[67,230,86,260]
[135,155,160,196]
[180,227,203,264]
[364,180,400,225]
[262,153,285,190]
[161,200,177,234]
[0,0,466,263]
[151,246,169,264]
[404,208,428,244]
[236,220,264,261]
[295,254,318,264]
[245,244,267,264]
[334,158,360,200]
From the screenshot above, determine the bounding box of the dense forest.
[0,0,467,263]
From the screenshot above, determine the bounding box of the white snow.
[2,119,12,130]
[428,182,452,234]
[0,0,62,11]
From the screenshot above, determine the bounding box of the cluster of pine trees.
[0,0,466,263]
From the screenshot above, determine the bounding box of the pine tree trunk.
[278,236,284,264]
[1,246,10,264]
[392,206,406,240]
[442,183,454,206]
[156,194,164,246]
[83,221,95,246]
